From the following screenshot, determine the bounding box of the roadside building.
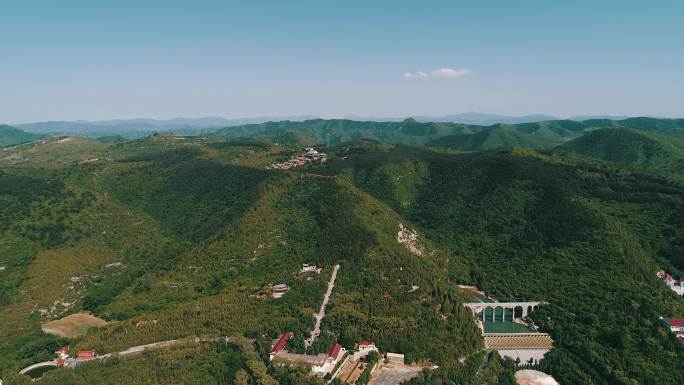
[270,332,293,360]
[322,343,346,372]
[76,350,96,361]
[270,333,345,376]
[55,345,70,359]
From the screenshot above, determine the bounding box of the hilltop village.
[268,147,328,170]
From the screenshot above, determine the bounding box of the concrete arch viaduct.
[463,302,545,322]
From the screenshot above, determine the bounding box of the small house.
[55,345,70,359]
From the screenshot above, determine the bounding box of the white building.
[484,333,553,364]
[301,264,322,274]
[270,333,345,376]
[353,340,378,360]
[313,343,346,375]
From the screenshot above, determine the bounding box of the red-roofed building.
[55,344,70,359]
[315,343,346,374]
[667,318,684,332]
[55,358,65,367]
[77,350,96,360]
[664,318,684,345]
[327,343,343,360]
[270,332,293,360]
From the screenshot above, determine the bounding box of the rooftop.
[271,332,293,354]
[327,343,343,360]
[667,318,684,327]
[484,333,553,350]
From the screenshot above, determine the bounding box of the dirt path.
[306,264,340,348]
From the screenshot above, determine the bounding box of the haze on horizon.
[1,0,683,123]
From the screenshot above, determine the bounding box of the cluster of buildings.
[658,270,684,296]
[269,332,348,376]
[269,332,382,377]
[269,148,328,170]
[54,345,97,367]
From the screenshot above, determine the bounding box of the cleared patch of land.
[338,359,366,384]
[369,363,422,385]
[41,312,108,338]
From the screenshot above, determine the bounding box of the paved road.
[20,336,240,375]
[306,264,340,348]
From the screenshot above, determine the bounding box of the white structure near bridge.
[484,333,553,364]
[463,301,545,322]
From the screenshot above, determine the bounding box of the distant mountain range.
[11,113,650,138]
[15,116,319,138]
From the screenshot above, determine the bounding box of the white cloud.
[404,67,471,79]
[404,71,429,78]
[431,68,471,78]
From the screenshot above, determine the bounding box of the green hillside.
[427,126,565,150]
[214,117,684,151]
[557,128,684,178]
[0,125,43,148]
[2,135,684,384]
[213,118,483,146]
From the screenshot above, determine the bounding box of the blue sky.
[1,0,683,122]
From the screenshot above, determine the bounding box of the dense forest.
[1,120,684,384]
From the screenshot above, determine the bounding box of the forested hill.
[556,128,684,178]
[0,125,43,148]
[2,134,684,384]
[214,117,684,149]
[426,126,566,150]
[213,118,483,146]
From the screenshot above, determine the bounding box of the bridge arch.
[463,301,545,322]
